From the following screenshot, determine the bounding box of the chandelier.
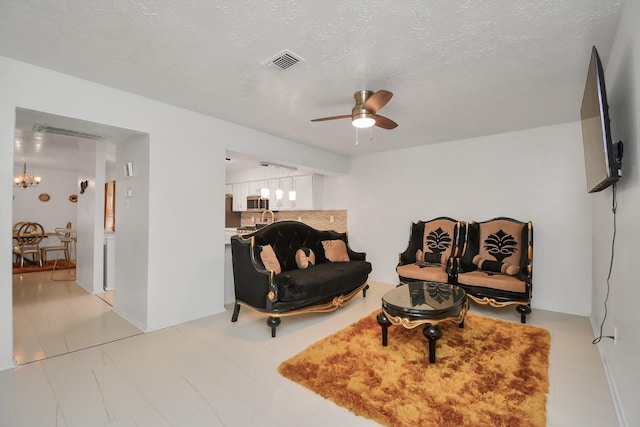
[14,162,42,188]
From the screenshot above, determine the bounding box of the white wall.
[112,134,150,330]
[0,104,16,370]
[590,1,640,425]
[0,56,348,370]
[324,122,592,316]
[75,139,106,294]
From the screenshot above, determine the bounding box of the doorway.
[12,108,149,363]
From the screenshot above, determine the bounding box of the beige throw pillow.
[260,244,281,274]
[322,239,350,262]
[295,247,316,269]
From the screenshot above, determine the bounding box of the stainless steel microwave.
[246,195,269,211]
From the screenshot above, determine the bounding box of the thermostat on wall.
[124,162,134,177]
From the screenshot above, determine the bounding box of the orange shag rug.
[12,260,76,275]
[279,311,550,427]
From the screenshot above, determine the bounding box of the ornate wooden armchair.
[396,217,464,285]
[455,217,533,323]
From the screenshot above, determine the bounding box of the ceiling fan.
[311,90,398,130]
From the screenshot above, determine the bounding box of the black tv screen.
[580,46,620,193]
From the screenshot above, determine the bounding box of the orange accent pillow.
[322,240,350,262]
[260,245,281,274]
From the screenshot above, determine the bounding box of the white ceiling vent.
[33,124,105,140]
[261,49,304,71]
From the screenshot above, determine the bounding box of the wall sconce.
[80,180,89,194]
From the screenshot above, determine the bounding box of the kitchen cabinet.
[268,177,293,210]
[225,195,241,226]
[232,182,248,211]
[228,174,322,211]
[248,180,266,196]
[280,177,294,210]
[267,179,281,209]
[292,174,322,210]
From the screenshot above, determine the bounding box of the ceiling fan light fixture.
[352,114,375,128]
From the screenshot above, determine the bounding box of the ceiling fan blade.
[364,90,393,112]
[310,114,351,122]
[375,115,398,129]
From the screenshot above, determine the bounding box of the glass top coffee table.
[376,281,468,363]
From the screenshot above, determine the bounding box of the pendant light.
[260,163,270,200]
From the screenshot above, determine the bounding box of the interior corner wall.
[323,122,592,316]
[588,1,640,425]
[0,104,16,370]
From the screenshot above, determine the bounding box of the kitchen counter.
[224,228,238,245]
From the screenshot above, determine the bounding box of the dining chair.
[14,222,45,267]
[12,221,25,235]
[41,224,72,265]
[50,226,77,280]
[12,221,25,263]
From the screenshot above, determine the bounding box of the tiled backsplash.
[241,210,347,233]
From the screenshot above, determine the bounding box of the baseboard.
[0,357,18,372]
[112,307,147,333]
[589,315,627,427]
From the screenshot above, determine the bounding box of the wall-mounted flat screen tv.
[580,46,621,193]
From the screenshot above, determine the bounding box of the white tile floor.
[12,272,141,365]
[2,274,619,426]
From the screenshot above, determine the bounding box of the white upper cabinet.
[248,180,265,196]
[291,174,322,210]
[229,174,322,211]
[231,182,248,211]
[268,177,293,210]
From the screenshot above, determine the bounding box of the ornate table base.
[376,302,468,363]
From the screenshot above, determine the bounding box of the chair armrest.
[398,250,416,266]
[397,221,424,266]
[347,248,367,261]
[455,257,478,274]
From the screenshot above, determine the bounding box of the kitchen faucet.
[261,209,275,224]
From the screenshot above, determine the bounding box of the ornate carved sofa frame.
[231,221,372,336]
[397,217,533,323]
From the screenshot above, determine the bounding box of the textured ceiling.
[0,0,624,169]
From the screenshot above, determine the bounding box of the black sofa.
[230,221,372,336]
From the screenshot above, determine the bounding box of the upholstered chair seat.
[396,263,450,284]
[456,270,526,293]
